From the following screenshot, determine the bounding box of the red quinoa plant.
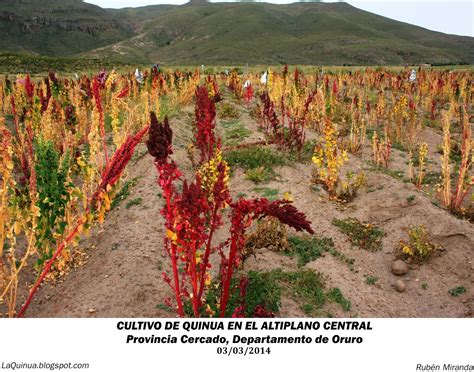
[259,90,314,155]
[259,91,283,145]
[147,112,314,317]
[243,83,254,104]
[92,75,109,168]
[194,86,217,164]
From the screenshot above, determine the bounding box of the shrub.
[288,235,335,267]
[398,225,438,262]
[333,217,384,252]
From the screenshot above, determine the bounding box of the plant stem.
[18,219,83,317]
[197,204,218,301]
[220,223,240,317]
[164,187,184,317]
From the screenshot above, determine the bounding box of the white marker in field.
[409,69,417,82]
[135,68,144,84]
[261,71,268,85]
[243,79,251,88]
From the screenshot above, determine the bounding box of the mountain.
[0,0,472,65]
[0,0,133,56]
[106,4,178,26]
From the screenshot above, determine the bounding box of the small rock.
[395,280,406,292]
[391,260,409,276]
[88,308,96,314]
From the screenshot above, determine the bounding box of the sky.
[85,0,473,37]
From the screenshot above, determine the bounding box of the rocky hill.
[1,0,472,65]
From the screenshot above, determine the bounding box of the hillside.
[0,0,133,56]
[0,0,472,65]
[106,4,178,27]
[99,2,473,65]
